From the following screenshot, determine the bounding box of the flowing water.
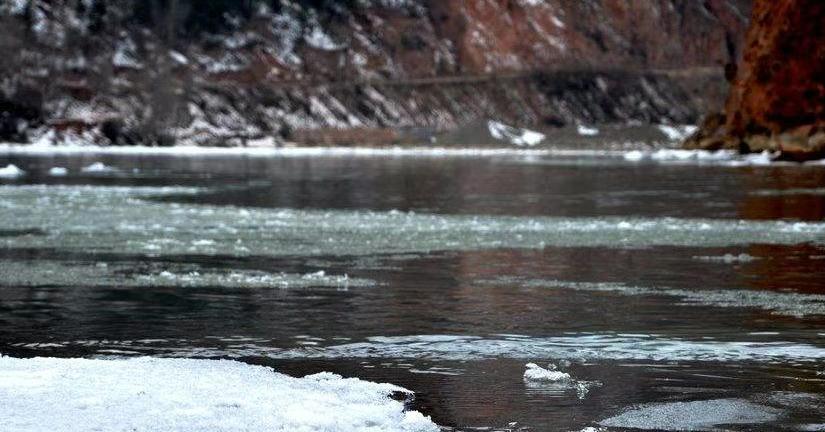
[1,151,825,431]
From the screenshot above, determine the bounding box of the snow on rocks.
[0,356,439,432]
[657,124,697,141]
[0,164,25,178]
[81,162,119,173]
[488,120,546,147]
[576,125,600,136]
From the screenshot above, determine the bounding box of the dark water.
[1,152,825,431]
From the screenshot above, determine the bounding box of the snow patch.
[81,162,118,173]
[0,164,25,178]
[657,124,697,141]
[488,120,546,147]
[0,356,438,432]
[577,125,600,136]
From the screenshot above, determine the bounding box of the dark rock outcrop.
[685,0,825,161]
[0,0,750,145]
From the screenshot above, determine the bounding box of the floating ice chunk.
[0,356,439,432]
[524,363,571,382]
[0,164,24,178]
[577,125,600,136]
[48,167,68,176]
[598,398,781,431]
[81,162,119,173]
[694,253,758,263]
[488,120,546,147]
[657,124,698,141]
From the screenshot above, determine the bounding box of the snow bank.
[0,164,25,178]
[488,120,546,147]
[0,356,438,432]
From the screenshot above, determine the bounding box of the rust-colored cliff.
[686,0,825,161]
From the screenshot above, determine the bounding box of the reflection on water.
[1,153,824,431]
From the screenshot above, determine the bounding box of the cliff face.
[686,0,825,160]
[0,0,751,146]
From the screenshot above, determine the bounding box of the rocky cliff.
[0,0,751,146]
[685,0,825,160]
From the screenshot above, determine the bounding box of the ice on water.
[0,356,438,432]
[1,186,824,261]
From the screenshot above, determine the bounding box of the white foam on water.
[0,356,438,432]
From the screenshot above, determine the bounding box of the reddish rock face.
[424,0,749,74]
[725,0,825,135]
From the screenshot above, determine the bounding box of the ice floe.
[523,363,599,399]
[1,186,825,260]
[524,362,571,382]
[692,253,759,263]
[0,356,438,432]
[0,164,25,178]
[623,148,782,166]
[598,398,781,431]
[0,260,374,289]
[12,333,825,364]
[48,166,68,176]
[486,278,825,318]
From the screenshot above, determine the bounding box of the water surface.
[1,152,825,431]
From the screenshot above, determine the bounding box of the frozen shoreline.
[2,143,823,165]
[0,356,438,432]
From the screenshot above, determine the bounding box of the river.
[1,149,824,431]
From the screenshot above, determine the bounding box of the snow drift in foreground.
[0,356,438,432]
